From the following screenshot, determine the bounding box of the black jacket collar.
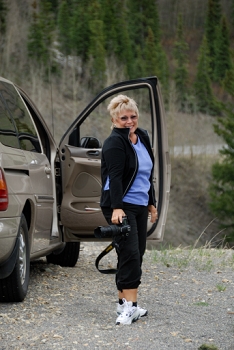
[111,127,148,140]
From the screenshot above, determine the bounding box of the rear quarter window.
[0,94,19,148]
[0,81,41,153]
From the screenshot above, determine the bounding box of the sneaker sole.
[116,314,140,325]
[140,310,148,317]
[116,310,148,317]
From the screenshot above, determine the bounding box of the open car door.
[59,77,170,242]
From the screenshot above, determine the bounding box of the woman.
[100,94,158,325]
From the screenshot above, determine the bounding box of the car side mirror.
[80,136,102,148]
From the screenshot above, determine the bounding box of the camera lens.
[94,226,112,238]
[94,216,131,239]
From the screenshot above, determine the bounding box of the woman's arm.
[148,205,158,223]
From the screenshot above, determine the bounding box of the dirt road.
[0,243,234,350]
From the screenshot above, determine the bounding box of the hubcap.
[18,230,26,285]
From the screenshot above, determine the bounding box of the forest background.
[0,0,234,247]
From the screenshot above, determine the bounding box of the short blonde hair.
[107,94,139,121]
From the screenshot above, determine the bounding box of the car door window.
[0,81,41,153]
[80,88,153,147]
[0,95,19,148]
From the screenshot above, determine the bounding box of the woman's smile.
[113,109,138,134]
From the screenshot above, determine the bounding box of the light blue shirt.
[123,137,152,206]
[104,137,153,205]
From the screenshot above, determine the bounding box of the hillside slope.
[1,0,227,247]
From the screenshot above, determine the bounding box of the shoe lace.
[122,298,134,315]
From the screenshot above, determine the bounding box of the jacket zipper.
[122,139,138,198]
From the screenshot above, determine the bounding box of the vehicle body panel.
[0,78,59,266]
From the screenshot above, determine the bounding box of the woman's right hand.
[111,209,126,224]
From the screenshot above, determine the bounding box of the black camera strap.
[95,241,118,274]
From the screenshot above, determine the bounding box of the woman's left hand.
[148,205,158,223]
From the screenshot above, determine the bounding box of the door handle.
[44,166,51,174]
[85,206,100,211]
[87,150,100,156]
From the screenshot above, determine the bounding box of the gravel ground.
[0,243,234,350]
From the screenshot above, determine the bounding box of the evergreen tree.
[119,22,134,78]
[205,0,222,79]
[48,0,59,14]
[132,45,146,78]
[39,0,55,51]
[144,27,169,100]
[28,0,55,67]
[0,0,7,35]
[28,12,48,64]
[194,35,220,115]
[232,0,234,27]
[127,0,160,50]
[142,0,161,43]
[101,0,118,54]
[223,65,234,97]
[70,0,91,61]
[155,44,169,101]
[127,0,145,49]
[209,101,234,241]
[0,0,7,68]
[127,0,168,82]
[57,0,72,56]
[88,0,106,91]
[173,14,189,111]
[213,16,232,82]
[211,50,234,241]
[101,0,133,78]
[144,27,158,75]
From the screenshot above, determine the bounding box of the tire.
[0,214,30,302]
[46,242,80,267]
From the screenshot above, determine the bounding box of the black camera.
[94,216,131,238]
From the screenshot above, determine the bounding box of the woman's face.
[113,109,138,134]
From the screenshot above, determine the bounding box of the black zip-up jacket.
[100,127,156,209]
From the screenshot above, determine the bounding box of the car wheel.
[0,214,30,302]
[46,242,80,267]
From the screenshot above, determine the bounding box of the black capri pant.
[102,202,149,291]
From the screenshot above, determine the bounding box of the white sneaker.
[116,298,140,325]
[116,301,148,317]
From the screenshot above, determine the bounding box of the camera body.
[94,216,131,239]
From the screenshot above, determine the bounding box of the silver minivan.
[0,76,171,302]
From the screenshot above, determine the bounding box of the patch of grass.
[152,246,191,269]
[151,246,234,270]
[150,223,234,271]
[197,258,214,272]
[198,344,219,350]
[216,284,226,292]
[193,301,209,306]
